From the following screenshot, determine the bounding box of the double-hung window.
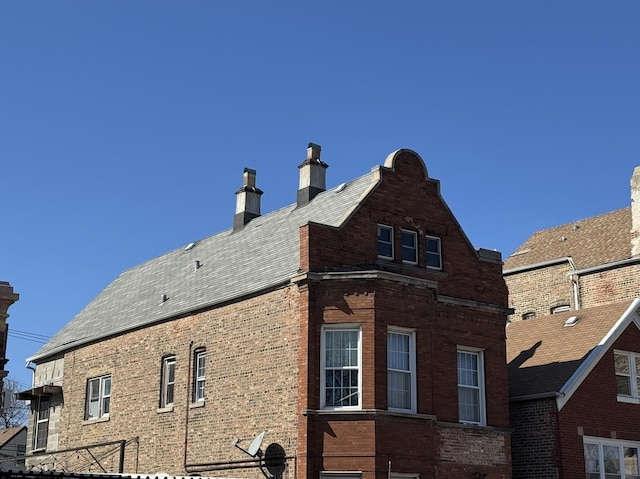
[457,348,486,425]
[584,438,640,479]
[614,351,640,402]
[160,356,176,408]
[425,235,442,270]
[193,349,206,402]
[401,230,418,264]
[33,396,50,450]
[321,326,361,409]
[387,328,416,412]
[377,224,394,259]
[86,374,111,420]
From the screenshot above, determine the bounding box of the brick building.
[0,281,19,405]
[505,167,640,478]
[20,145,512,479]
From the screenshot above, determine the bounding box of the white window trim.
[401,229,418,265]
[320,325,362,410]
[193,349,206,403]
[377,224,394,260]
[160,356,176,409]
[387,326,417,413]
[457,346,486,426]
[85,374,111,420]
[425,235,442,270]
[614,350,640,404]
[583,436,640,479]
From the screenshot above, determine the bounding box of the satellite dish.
[248,431,266,457]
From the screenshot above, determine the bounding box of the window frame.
[160,355,176,409]
[85,374,111,421]
[401,229,418,265]
[377,224,394,260]
[614,350,640,404]
[387,327,417,413]
[551,304,570,314]
[584,436,640,479]
[320,325,362,410]
[425,235,442,270]
[33,395,50,451]
[193,349,206,403]
[457,347,486,426]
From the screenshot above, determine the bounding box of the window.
[425,235,442,270]
[17,444,26,456]
[86,374,111,420]
[457,348,486,425]
[321,326,361,409]
[584,438,640,479]
[387,328,416,412]
[377,224,394,259]
[614,351,640,402]
[401,230,418,264]
[193,349,206,402]
[33,396,50,450]
[522,312,536,320]
[160,356,176,408]
[551,304,570,314]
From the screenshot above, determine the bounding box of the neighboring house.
[0,426,27,471]
[0,282,19,402]
[503,167,640,323]
[19,145,512,479]
[507,300,640,479]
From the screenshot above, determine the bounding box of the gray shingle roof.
[30,171,379,362]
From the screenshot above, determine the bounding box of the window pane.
[617,376,632,396]
[377,225,393,258]
[458,387,480,423]
[585,443,600,474]
[615,353,630,374]
[625,447,639,477]
[401,231,417,263]
[604,445,621,474]
[103,377,111,396]
[426,237,441,269]
[388,370,411,409]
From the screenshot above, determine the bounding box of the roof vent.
[160,294,169,304]
[564,316,579,327]
[184,242,196,251]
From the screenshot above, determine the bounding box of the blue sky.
[2,1,639,388]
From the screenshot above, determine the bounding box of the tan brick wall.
[50,286,300,476]
[579,264,640,308]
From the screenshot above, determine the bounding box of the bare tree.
[0,377,29,428]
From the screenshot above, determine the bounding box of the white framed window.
[551,304,570,314]
[377,224,394,259]
[193,349,206,402]
[614,351,640,403]
[584,437,640,479]
[160,356,176,408]
[33,396,50,450]
[401,230,418,264]
[457,348,486,425]
[86,374,111,420]
[387,328,416,412]
[321,326,362,409]
[425,235,442,270]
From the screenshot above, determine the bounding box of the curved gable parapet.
[383,149,429,180]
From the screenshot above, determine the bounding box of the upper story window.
[193,349,206,403]
[160,356,176,409]
[614,351,640,403]
[457,348,486,425]
[33,396,50,450]
[86,374,111,420]
[321,326,361,409]
[377,224,394,259]
[401,230,418,264]
[425,235,442,270]
[387,328,416,412]
[551,304,570,314]
[522,312,536,320]
[584,437,640,479]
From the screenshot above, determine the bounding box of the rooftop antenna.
[232,431,273,479]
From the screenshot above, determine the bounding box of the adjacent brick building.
[19,145,512,479]
[505,166,640,478]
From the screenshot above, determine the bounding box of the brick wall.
[48,286,300,476]
[579,264,640,308]
[509,398,559,479]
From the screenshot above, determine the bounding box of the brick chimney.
[631,167,640,256]
[297,143,328,207]
[233,168,263,231]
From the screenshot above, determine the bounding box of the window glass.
[377,225,393,259]
[401,230,417,264]
[604,445,621,477]
[86,375,111,420]
[194,350,206,402]
[388,330,414,411]
[624,447,640,479]
[34,396,50,450]
[426,236,442,269]
[161,356,176,408]
[323,328,360,408]
[457,349,485,424]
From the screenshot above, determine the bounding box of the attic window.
[522,312,536,320]
[564,316,579,327]
[551,305,570,314]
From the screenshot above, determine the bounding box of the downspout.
[567,258,581,311]
[184,341,194,472]
[26,361,36,386]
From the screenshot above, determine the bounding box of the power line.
[7,329,50,344]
